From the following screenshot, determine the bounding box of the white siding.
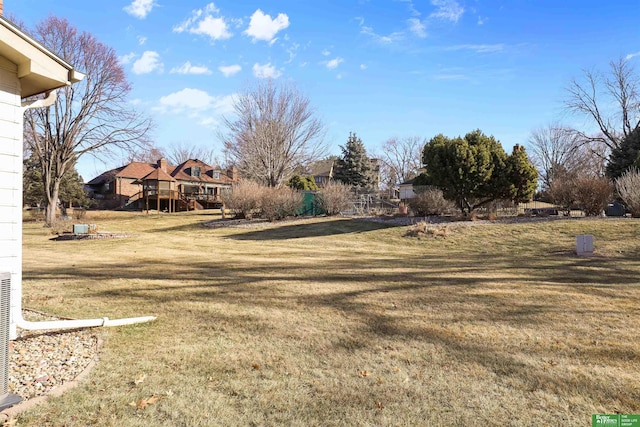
[0,55,23,339]
[399,184,416,200]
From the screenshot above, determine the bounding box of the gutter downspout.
[18,90,156,334]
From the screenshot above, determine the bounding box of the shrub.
[615,169,640,217]
[547,177,576,214]
[50,218,72,235]
[409,187,455,216]
[316,181,352,215]
[261,187,303,221]
[225,180,262,219]
[287,175,319,191]
[73,208,87,220]
[574,175,614,216]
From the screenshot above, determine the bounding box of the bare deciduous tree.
[125,146,167,164]
[166,142,220,167]
[221,80,325,187]
[528,123,582,190]
[23,16,152,225]
[529,123,609,192]
[565,57,640,151]
[380,136,424,187]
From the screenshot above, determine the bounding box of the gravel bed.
[8,310,99,400]
[52,232,130,241]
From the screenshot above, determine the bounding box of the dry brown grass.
[14,212,640,426]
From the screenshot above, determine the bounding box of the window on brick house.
[192,166,201,177]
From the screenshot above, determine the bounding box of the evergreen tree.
[506,144,538,203]
[287,175,319,191]
[420,129,537,214]
[334,132,375,189]
[23,153,90,209]
[606,127,640,179]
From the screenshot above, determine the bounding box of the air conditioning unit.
[0,272,22,410]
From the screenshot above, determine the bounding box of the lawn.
[14,212,640,426]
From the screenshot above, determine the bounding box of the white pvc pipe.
[21,90,57,109]
[16,315,156,331]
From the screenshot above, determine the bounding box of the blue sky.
[8,0,640,180]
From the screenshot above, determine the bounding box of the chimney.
[157,158,167,172]
[1,0,4,16]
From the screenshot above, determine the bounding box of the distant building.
[399,177,417,200]
[86,158,237,211]
[308,159,334,188]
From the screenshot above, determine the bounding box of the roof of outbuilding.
[140,167,176,182]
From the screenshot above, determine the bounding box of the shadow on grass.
[225,218,400,240]
[22,217,640,414]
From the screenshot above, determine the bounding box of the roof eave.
[0,16,84,98]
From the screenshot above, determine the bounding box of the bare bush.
[261,187,303,221]
[317,181,352,215]
[225,180,263,219]
[574,175,614,216]
[405,221,449,238]
[409,187,455,216]
[547,175,577,214]
[615,169,640,216]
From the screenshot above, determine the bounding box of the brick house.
[86,158,237,211]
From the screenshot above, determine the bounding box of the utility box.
[73,224,97,235]
[576,234,594,256]
[0,272,22,410]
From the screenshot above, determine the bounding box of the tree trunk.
[45,178,62,226]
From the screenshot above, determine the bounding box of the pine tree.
[23,152,90,209]
[334,132,375,189]
[606,127,640,179]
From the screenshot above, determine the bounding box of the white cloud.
[408,18,427,38]
[360,64,368,70]
[360,24,404,44]
[477,16,486,25]
[160,88,214,111]
[285,43,300,64]
[118,52,136,65]
[358,18,404,44]
[218,64,242,77]
[157,88,235,127]
[326,57,344,69]
[244,9,289,42]
[123,0,156,19]
[626,52,640,60]
[430,0,464,23]
[252,62,282,79]
[443,44,504,53]
[170,61,212,75]
[321,49,331,56]
[174,3,232,41]
[138,36,147,45]
[132,51,162,74]
[398,0,421,17]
